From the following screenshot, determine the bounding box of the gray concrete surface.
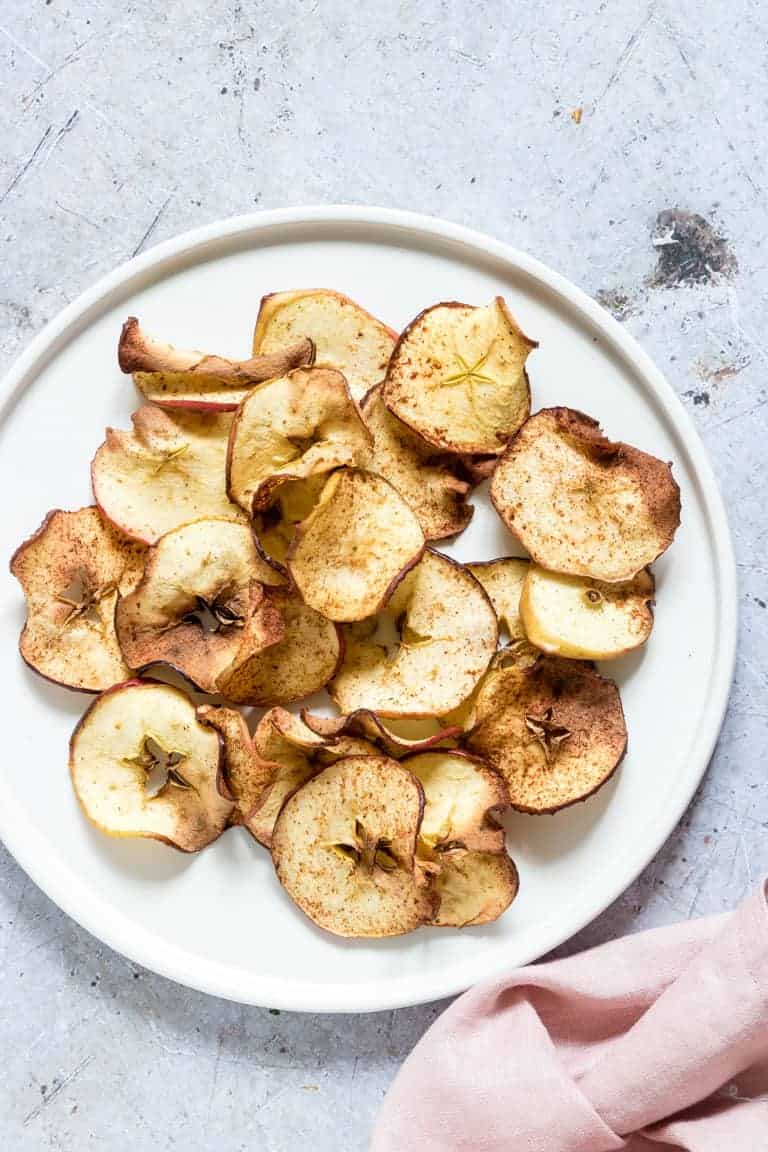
[1,2,767,1148]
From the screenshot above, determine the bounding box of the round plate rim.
[0,205,737,1012]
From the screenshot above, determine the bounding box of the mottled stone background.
[1,2,766,1148]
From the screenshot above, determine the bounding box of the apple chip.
[360,386,473,540]
[226,367,371,514]
[521,564,655,660]
[432,850,519,928]
[70,680,233,851]
[301,710,461,758]
[271,755,436,937]
[405,751,508,854]
[382,297,536,454]
[92,405,244,545]
[331,550,497,715]
[468,557,530,645]
[253,289,397,403]
[197,705,276,824]
[490,408,681,581]
[11,507,146,692]
[287,468,425,622]
[217,587,341,706]
[115,519,284,694]
[465,652,627,812]
[118,316,314,410]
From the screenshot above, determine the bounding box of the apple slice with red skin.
[70,680,234,851]
[92,405,245,545]
[11,506,146,693]
[118,316,314,410]
[271,754,437,937]
[252,289,397,403]
[115,518,285,694]
[197,705,277,825]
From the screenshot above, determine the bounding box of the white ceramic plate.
[0,207,736,1012]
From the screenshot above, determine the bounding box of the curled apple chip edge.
[226,366,372,516]
[119,316,314,410]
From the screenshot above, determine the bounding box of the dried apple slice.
[331,549,497,716]
[11,507,146,692]
[197,705,277,823]
[301,710,460,758]
[360,386,473,540]
[118,316,314,410]
[490,408,681,581]
[70,680,233,850]
[216,587,341,706]
[465,651,627,813]
[226,367,372,515]
[382,297,536,454]
[521,565,655,660]
[405,750,508,854]
[468,557,530,645]
[253,289,397,403]
[115,519,284,694]
[92,405,244,545]
[287,468,425,622]
[271,755,436,937]
[432,850,519,928]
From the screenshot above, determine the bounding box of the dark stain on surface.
[683,389,710,407]
[650,210,737,288]
[754,597,766,609]
[595,288,636,321]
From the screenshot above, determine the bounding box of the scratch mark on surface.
[448,47,486,68]
[708,395,768,432]
[23,31,102,105]
[597,4,657,105]
[0,22,50,71]
[131,193,173,257]
[23,1056,93,1125]
[55,200,102,229]
[203,1030,223,1137]
[0,126,52,205]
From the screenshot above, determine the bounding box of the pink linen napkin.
[372,880,768,1151]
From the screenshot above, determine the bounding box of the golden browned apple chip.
[405,750,508,854]
[331,549,497,716]
[360,386,473,540]
[253,289,397,403]
[301,710,461,759]
[382,297,536,454]
[217,587,341,706]
[11,507,146,692]
[197,705,277,824]
[490,408,681,581]
[92,405,245,545]
[468,557,530,644]
[271,755,437,937]
[115,519,284,694]
[287,468,425,622]
[226,367,372,514]
[521,564,655,660]
[70,680,234,851]
[465,651,627,813]
[118,316,314,410]
[431,850,519,928]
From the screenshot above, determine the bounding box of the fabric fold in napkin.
[372,880,768,1151]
